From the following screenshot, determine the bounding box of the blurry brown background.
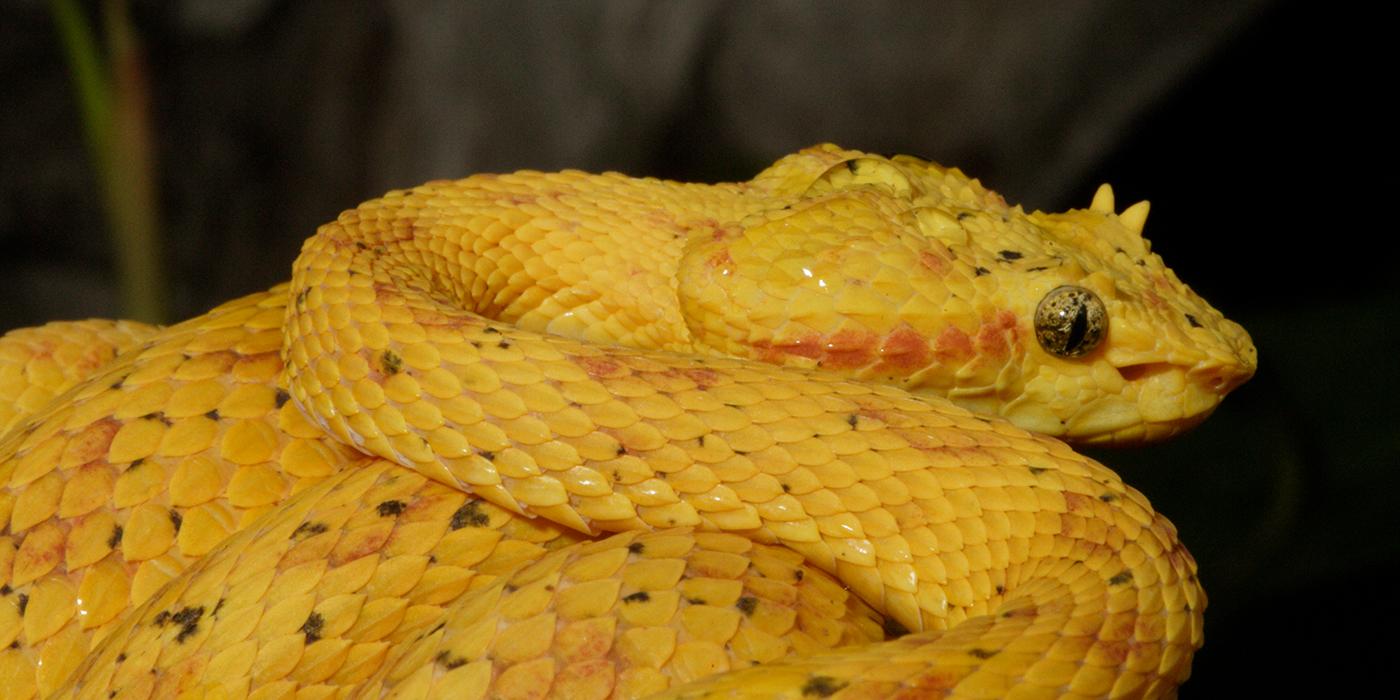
[2,1,1395,694]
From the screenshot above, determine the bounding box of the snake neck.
[319,171,776,357]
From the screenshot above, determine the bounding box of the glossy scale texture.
[0,145,1254,698]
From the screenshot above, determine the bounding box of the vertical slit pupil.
[1064,299,1089,354]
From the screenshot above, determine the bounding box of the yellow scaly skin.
[0,144,1254,698]
[0,320,159,436]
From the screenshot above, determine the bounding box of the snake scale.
[0,145,1255,698]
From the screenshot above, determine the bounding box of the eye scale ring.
[1035,286,1107,358]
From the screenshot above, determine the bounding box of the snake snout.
[1198,324,1258,399]
[1191,356,1255,399]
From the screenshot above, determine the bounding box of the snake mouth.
[1117,360,1253,395]
[1115,361,1175,384]
[1081,357,1254,446]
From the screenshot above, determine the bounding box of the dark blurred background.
[2,1,1395,695]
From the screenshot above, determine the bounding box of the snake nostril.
[1205,374,1226,392]
[1189,363,1254,396]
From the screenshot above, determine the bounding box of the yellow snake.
[0,144,1255,698]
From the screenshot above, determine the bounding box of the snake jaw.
[1066,343,1256,446]
[980,306,1257,446]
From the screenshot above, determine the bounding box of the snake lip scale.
[0,144,1254,699]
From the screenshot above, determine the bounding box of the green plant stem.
[50,0,110,157]
[51,0,165,323]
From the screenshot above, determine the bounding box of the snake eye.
[1034,286,1107,358]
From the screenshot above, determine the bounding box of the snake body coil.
[0,145,1254,698]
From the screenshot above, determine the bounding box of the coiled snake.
[0,145,1255,698]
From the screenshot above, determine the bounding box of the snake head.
[679,145,1256,445]
[1007,191,1257,445]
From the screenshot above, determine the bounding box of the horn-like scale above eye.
[1035,286,1107,358]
